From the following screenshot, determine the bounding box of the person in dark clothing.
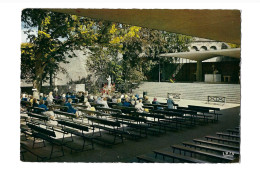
[64,98,77,114]
[32,98,39,108]
[123,98,131,107]
[152,97,163,110]
[38,99,48,111]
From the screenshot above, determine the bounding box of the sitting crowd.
[21,90,175,116]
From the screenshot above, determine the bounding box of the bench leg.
[50,144,54,159]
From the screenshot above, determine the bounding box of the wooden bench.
[79,108,110,118]
[153,150,209,163]
[182,142,240,156]
[21,125,33,140]
[163,108,201,126]
[28,107,46,114]
[137,155,165,163]
[57,120,94,152]
[134,111,176,133]
[53,110,77,120]
[147,103,168,110]
[205,136,240,145]
[20,142,48,161]
[188,105,221,121]
[171,144,235,162]
[95,107,122,115]
[193,139,240,151]
[153,109,191,128]
[21,100,32,108]
[216,132,240,140]
[226,129,240,135]
[28,112,49,123]
[176,106,214,124]
[83,115,124,145]
[27,123,64,159]
[207,96,226,104]
[89,102,104,108]
[51,105,68,112]
[112,105,137,114]
[111,113,148,138]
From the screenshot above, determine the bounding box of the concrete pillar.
[196,60,203,82]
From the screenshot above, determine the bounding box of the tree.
[21,9,98,92]
[86,21,193,87]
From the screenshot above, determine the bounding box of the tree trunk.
[33,59,46,92]
[50,71,53,88]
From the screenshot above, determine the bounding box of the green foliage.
[85,21,192,85]
[227,43,240,48]
[21,9,98,91]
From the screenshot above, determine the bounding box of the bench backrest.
[111,113,147,123]
[153,109,183,117]
[134,111,165,119]
[57,120,89,132]
[89,103,104,107]
[21,100,31,107]
[28,112,49,121]
[27,123,56,137]
[31,107,46,114]
[79,108,108,117]
[95,107,122,114]
[176,107,198,115]
[113,105,137,113]
[84,115,121,127]
[53,110,76,118]
[188,105,220,111]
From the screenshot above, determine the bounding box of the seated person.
[152,97,163,110]
[83,98,92,109]
[135,94,139,100]
[117,98,123,106]
[32,98,39,108]
[42,94,47,101]
[123,98,131,107]
[64,98,77,114]
[88,95,94,102]
[167,95,175,109]
[38,99,48,111]
[21,94,28,101]
[93,96,98,103]
[42,106,55,120]
[135,100,144,113]
[130,100,136,107]
[112,95,118,103]
[101,97,110,108]
[143,96,151,104]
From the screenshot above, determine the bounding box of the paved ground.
[20,98,240,163]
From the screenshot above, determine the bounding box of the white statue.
[107,75,111,89]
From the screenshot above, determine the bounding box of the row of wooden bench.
[23,103,221,146]
[20,103,223,161]
[137,127,240,163]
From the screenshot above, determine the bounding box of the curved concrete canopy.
[160,48,241,61]
[50,9,241,44]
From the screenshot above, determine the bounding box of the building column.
[196,60,203,82]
